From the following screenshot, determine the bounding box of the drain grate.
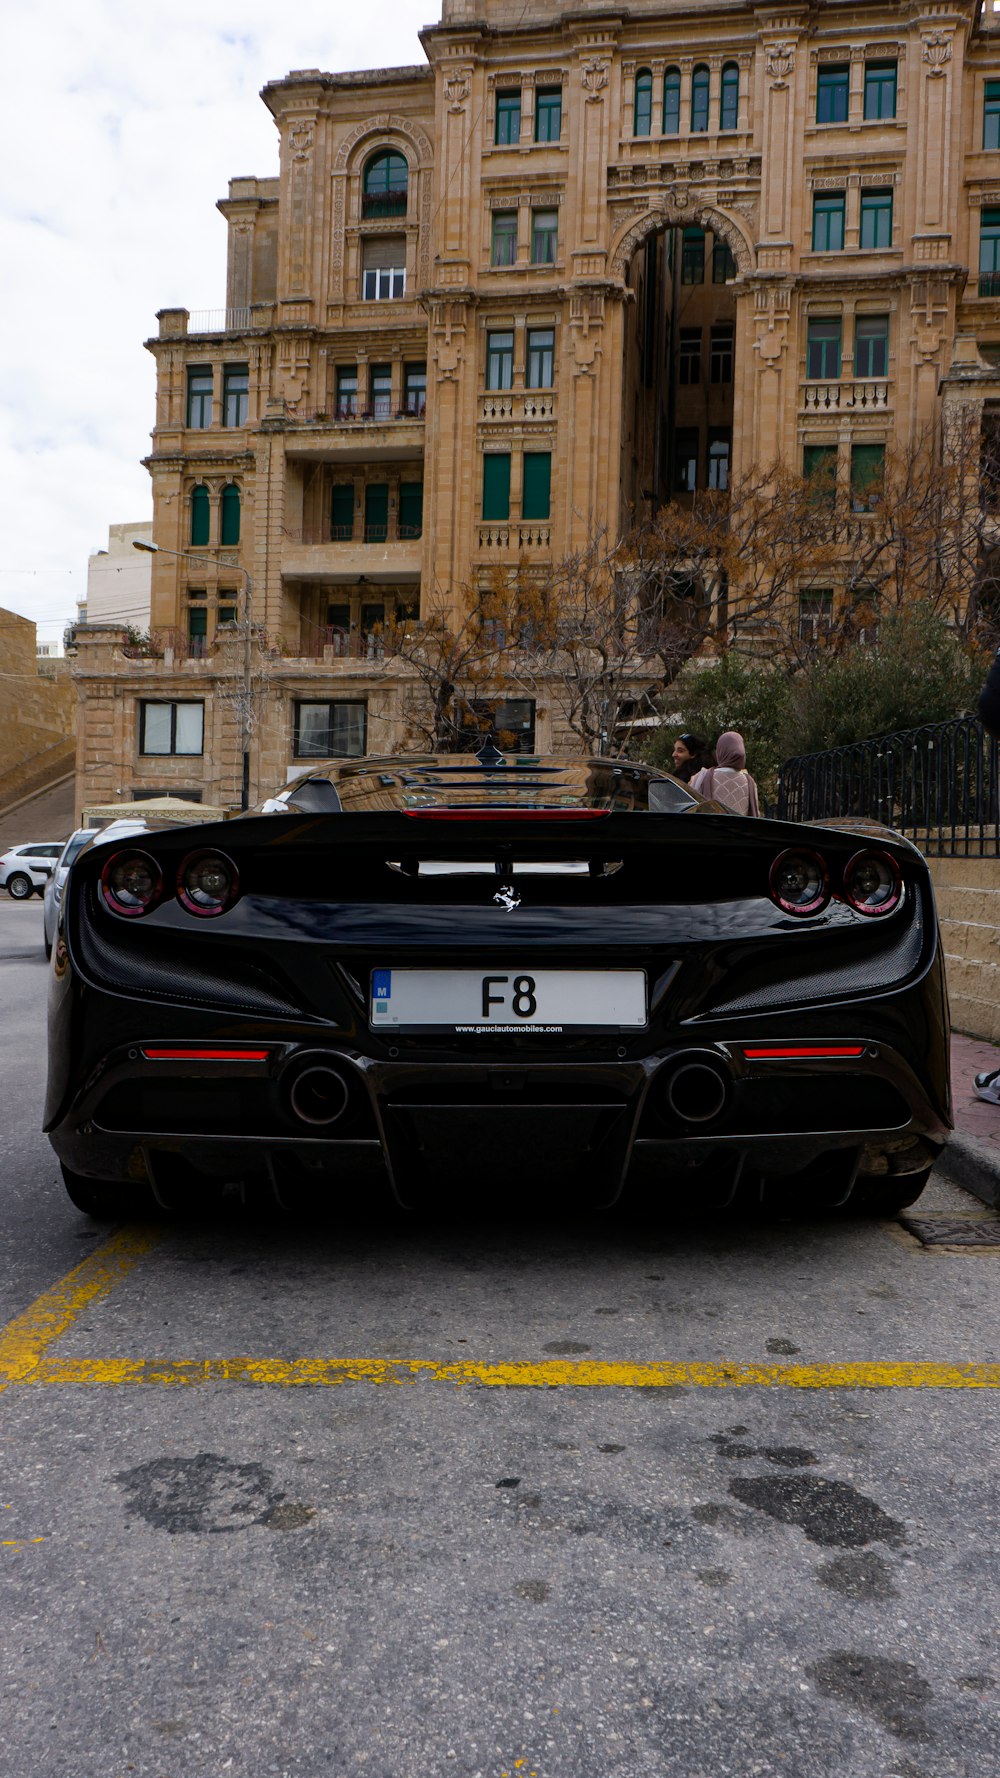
[902,1214,1000,1248]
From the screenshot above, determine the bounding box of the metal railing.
[777,715,1000,856]
[187,308,254,333]
[978,271,1000,298]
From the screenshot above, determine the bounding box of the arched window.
[720,62,740,131]
[362,151,408,219]
[220,483,241,546]
[663,67,681,135]
[190,484,210,547]
[633,69,653,137]
[691,65,710,133]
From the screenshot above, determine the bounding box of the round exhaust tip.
[663,1059,729,1126]
[288,1065,351,1127]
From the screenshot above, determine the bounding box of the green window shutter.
[399,481,423,537]
[851,443,885,507]
[187,607,207,639]
[190,485,210,546]
[364,484,389,540]
[634,71,652,137]
[482,454,511,521]
[219,484,240,545]
[522,452,551,521]
[331,485,354,538]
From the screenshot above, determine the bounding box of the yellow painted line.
[15,1356,1000,1390]
[0,1226,162,1387]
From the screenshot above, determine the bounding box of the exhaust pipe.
[661,1057,730,1126]
[287,1063,351,1128]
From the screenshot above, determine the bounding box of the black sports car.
[46,749,951,1218]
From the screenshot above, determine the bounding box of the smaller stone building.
[0,609,76,810]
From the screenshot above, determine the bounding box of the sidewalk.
[941,1031,1000,1207]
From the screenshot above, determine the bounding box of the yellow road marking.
[0,1226,162,1387]
[14,1356,1000,1390]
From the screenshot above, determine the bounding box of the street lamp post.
[132,539,254,810]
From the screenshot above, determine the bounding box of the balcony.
[361,190,408,220]
[800,379,891,413]
[480,391,556,422]
[978,272,1000,298]
[282,519,422,582]
[476,524,552,553]
[280,402,425,463]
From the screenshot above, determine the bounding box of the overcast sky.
[1,0,433,644]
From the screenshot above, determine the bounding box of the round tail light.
[769,849,830,916]
[101,850,162,918]
[843,849,902,916]
[178,850,239,917]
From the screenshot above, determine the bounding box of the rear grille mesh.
[697,901,925,1017]
[76,909,303,1019]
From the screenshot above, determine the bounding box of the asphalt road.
[1,893,998,1778]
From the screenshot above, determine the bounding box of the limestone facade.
[73,0,1000,811]
[0,609,76,811]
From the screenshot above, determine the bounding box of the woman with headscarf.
[670,731,708,784]
[691,730,761,816]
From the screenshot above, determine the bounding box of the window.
[326,602,351,631]
[981,209,1000,294]
[491,210,518,267]
[851,442,885,510]
[720,62,740,131]
[710,325,734,384]
[482,453,511,520]
[860,189,893,250]
[807,317,842,380]
[139,701,204,756]
[187,606,207,657]
[362,237,406,299]
[222,364,248,428]
[535,87,562,143]
[362,151,408,219]
[854,314,889,378]
[331,484,354,540]
[190,484,210,547]
[634,69,653,137]
[495,89,521,146]
[803,443,838,502]
[370,364,392,418]
[217,604,236,627]
[361,601,385,634]
[219,483,240,546]
[404,362,426,415]
[663,67,681,134]
[681,227,705,283]
[522,451,551,521]
[817,63,850,125]
[486,330,514,390]
[713,239,737,283]
[336,367,358,417]
[399,480,423,538]
[986,80,1000,151]
[864,60,897,121]
[798,589,834,642]
[526,327,555,387]
[679,329,701,385]
[364,483,388,542]
[293,701,366,759]
[675,428,699,492]
[531,209,558,264]
[812,192,845,252]
[708,431,731,491]
[186,367,212,429]
[691,64,710,132]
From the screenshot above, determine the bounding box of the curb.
[937,1131,1000,1209]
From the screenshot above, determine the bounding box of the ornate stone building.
[74,0,1000,812]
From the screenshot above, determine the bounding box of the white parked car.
[0,842,65,900]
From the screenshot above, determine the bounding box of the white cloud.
[0,0,433,638]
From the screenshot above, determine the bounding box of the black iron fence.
[777,715,1000,856]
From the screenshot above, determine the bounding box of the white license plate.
[370,968,646,1030]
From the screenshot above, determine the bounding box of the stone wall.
[928,856,1000,1043]
[0,608,76,809]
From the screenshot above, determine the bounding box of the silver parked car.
[43,822,151,958]
[0,842,64,900]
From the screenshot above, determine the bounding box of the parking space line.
[0,1227,162,1388]
[14,1356,1000,1390]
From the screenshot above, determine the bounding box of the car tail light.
[843,849,902,917]
[100,851,162,918]
[402,808,612,821]
[177,850,239,917]
[769,849,830,916]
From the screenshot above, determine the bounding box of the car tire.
[6,873,33,900]
[59,1164,157,1220]
[850,1167,933,1217]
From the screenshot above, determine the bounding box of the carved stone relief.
[580,58,610,101]
[333,114,434,172]
[765,43,795,87]
[922,34,953,77]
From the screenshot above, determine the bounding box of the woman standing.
[691,730,761,815]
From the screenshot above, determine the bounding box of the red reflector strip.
[402,808,612,821]
[742,1045,866,1060]
[140,1048,270,1062]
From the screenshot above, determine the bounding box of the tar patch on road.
[807,1651,933,1742]
[902,1214,1000,1248]
[115,1453,313,1535]
[815,1550,900,1600]
[727,1475,906,1548]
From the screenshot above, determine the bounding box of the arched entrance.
[612,204,754,524]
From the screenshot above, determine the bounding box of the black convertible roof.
[259,751,700,816]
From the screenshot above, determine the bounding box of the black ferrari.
[45,748,951,1218]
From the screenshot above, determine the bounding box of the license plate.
[369,968,646,1030]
